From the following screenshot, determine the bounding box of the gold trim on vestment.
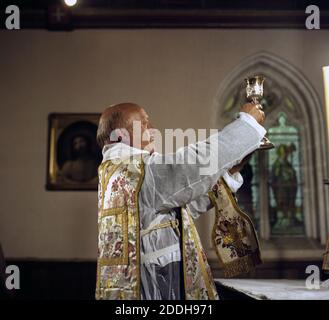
[96,161,129,299]
[208,191,226,267]
[141,219,180,237]
[221,179,262,263]
[135,160,145,300]
[185,207,216,300]
[209,178,262,278]
[181,207,188,300]
[96,157,145,300]
[100,207,126,218]
[98,208,129,266]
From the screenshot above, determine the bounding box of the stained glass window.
[237,112,305,236]
[267,112,304,235]
[238,152,261,230]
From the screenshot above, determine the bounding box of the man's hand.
[240,102,265,126]
[229,152,254,175]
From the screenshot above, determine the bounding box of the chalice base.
[258,136,275,150]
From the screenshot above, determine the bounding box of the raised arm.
[140,105,265,212]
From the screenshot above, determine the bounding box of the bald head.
[97,102,149,149]
[100,103,142,122]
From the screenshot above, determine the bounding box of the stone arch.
[213,51,328,244]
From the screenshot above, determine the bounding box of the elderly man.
[95,102,265,300]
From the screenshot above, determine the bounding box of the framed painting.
[46,113,102,190]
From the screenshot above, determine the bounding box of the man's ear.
[110,128,131,145]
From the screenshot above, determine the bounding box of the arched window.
[240,112,305,238]
[211,52,329,253]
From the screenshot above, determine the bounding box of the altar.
[215,279,329,300]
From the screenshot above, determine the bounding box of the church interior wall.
[1,29,329,264]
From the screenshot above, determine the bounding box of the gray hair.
[97,111,126,148]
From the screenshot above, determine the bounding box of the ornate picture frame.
[46,113,101,191]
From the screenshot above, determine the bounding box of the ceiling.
[1,0,329,10]
[1,0,329,29]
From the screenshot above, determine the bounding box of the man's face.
[72,135,88,156]
[126,107,154,152]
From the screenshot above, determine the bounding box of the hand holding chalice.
[245,75,275,150]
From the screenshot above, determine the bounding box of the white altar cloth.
[215,279,329,300]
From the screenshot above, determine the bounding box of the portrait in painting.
[46,113,102,190]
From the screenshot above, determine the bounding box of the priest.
[95,102,265,300]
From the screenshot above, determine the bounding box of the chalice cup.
[245,75,275,150]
